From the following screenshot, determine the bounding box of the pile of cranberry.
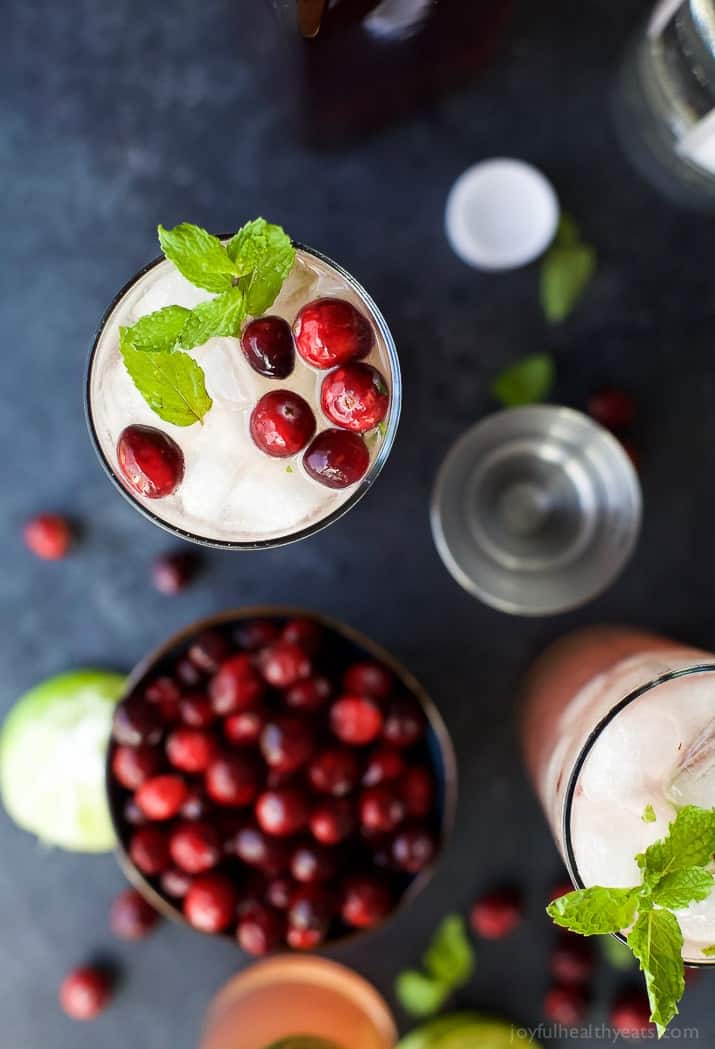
[116,297,390,502]
[108,614,441,955]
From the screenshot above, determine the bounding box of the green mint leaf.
[158,223,238,293]
[643,804,657,823]
[395,970,451,1018]
[120,333,212,427]
[540,215,596,324]
[627,908,684,1035]
[637,805,715,882]
[702,945,715,957]
[178,288,246,349]
[423,915,475,988]
[226,218,296,315]
[286,465,293,474]
[120,306,190,354]
[651,867,714,910]
[601,934,636,970]
[547,886,639,935]
[490,353,554,408]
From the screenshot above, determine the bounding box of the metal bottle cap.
[430,406,642,616]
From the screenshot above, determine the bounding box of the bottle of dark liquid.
[264,0,513,145]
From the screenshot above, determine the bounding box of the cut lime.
[0,670,125,852]
[397,1014,538,1049]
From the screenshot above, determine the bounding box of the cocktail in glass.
[198,956,397,1049]
[522,626,715,962]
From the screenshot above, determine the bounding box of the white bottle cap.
[445,158,559,271]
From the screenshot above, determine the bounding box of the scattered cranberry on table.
[294,297,373,369]
[117,424,184,499]
[152,550,199,595]
[609,990,655,1035]
[544,984,589,1025]
[59,965,113,1021]
[23,513,73,560]
[470,887,523,939]
[110,888,160,940]
[550,932,594,985]
[587,387,636,434]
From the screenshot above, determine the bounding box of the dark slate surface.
[3,0,715,1045]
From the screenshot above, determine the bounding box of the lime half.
[0,669,125,852]
[397,1014,538,1049]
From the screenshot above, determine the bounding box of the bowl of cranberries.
[106,608,456,955]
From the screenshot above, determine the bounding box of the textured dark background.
[3,0,715,1046]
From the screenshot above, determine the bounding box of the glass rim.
[562,660,715,967]
[84,240,402,551]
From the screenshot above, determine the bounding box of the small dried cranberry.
[290,843,337,884]
[111,744,162,790]
[223,708,267,746]
[129,826,169,875]
[283,676,332,712]
[23,513,73,560]
[169,821,221,874]
[110,887,160,940]
[188,630,230,673]
[205,754,259,807]
[113,699,163,747]
[544,985,588,1025]
[261,715,315,774]
[400,767,435,819]
[237,903,285,956]
[362,748,405,787]
[179,694,215,728]
[166,727,217,773]
[152,551,198,594]
[470,887,523,939]
[210,654,265,715]
[255,788,309,837]
[330,695,383,745]
[310,799,355,845]
[343,661,393,700]
[341,873,392,929]
[308,748,361,797]
[392,826,437,873]
[381,698,425,748]
[257,642,311,688]
[183,873,238,934]
[59,966,112,1021]
[135,775,189,821]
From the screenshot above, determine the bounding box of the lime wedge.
[0,670,125,852]
[397,1014,538,1049]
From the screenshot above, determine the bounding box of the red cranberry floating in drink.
[290,842,337,884]
[261,715,315,774]
[392,826,437,873]
[330,695,383,745]
[223,708,267,746]
[303,429,370,489]
[152,550,199,594]
[258,641,311,688]
[110,887,160,940]
[283,675,332,712]
[321,363,389,433]
[308,747,361,796]
[341,873,392,929]
[250,390,316,458]
[112,744,162,790]
[117,424,184,499]
[255,788,309,837]
[241,316,295,379]
[310,798,355,845]
[23,513,73,560]
[183,873,238,934]
[129,826,169,876]
[59,966,112,1021]
[237,903,285,956]
[470,887,523,939]
[587,387,636,433]
[543,985,588,1025]
[166,727,217,774]
[136,774,189,821]
[359,785,406,834]
[294,298,373,369]
[169,821,221,874]
[210,654,265,715]
[205,754,259,807]
[382,698,426,748]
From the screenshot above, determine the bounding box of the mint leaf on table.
[395,970,451,1018]
[627,908,685,1036]
[158,222,239,293]
[540,214,596,324]
[120,333,212,427]
[637,805,715,882]
[490,353,554,408]
[547,886,639,935]
[178,287,246,349]
[227,217,296,316]
[643,804,657,823]
[423,915,475,987]
[120,306,190,353]
[651,867,715,910]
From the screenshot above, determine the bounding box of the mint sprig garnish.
[546,805,715,1036]
[540,213,596,324]
[395,914,475,1018]
[490,352,554,408]
[119,219,295,426]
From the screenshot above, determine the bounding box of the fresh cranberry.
[110,887,160,940]
[123,798,146,826]
[152,551,199,594]
[362,748,405,787]
[343,661,393,700]
[188,630,230,673]
[224,708,267,746]
[166,727,217,773]
[241,316,295,379]
[286,926,323,950]
[255,788,309,837]
[179,694,215,728]
[303,429,370,489]
[235,619,279,651]
[290,843,337,884]
[257,641,312,688]
[117,424,184,499]
[180,785,212,821]
[177,658,204,688]
[135,774,188,821]
[169,821,221,874]
[470,888,523,939]
[205,754,259,807]
[233,826,289,875]
[587,387,636,433]
[609,991,655,1035]
[59,966,112,1021]
[308,748,361,797]
[111,744,162,790]
[261,715,315,774]
[620,436,641,471]
[341,873,392,929]
[392,826,438,873]
[548,881,573,903]
[160,867,193,898]
[183,873,238,934]
[210,654,265,715]
[321,364,389,433]
[145,676,181,706]
[382,698,425,748]
[23,513,73,560]
[237,903,285,955]
[281,618,323,654]
[265,876,295,910]
[287,886,334,942]
[359,785,406,833]
[544,985,588,1025]
[551,933,595,985]
[113,699,163,747]
[294,298,373,369]
[129,826,169,875]
[284,676,332,712]
[400,767,435,818]
[331,695,383,745]
[310,799,355,845]
[250,390,316,458]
